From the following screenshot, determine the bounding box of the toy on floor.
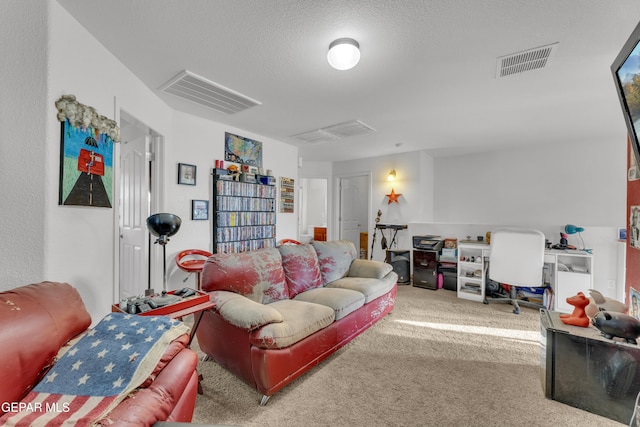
[592,311,640,344]
[559,292,590,327]
[585,289,628,318]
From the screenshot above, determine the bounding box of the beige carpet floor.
[190,285,625,426]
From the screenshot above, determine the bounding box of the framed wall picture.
[59,120,114,207]
[280,177,295,213]
[631,287,640,319]
[225,132,263,167]
[192,199,209,220]
[178,163,196,185]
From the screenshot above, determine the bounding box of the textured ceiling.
[58,0,640,161]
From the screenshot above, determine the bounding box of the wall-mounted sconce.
[387,170,396,181]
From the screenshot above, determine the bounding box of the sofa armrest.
[348,259,393,279]
[210,290,283,330]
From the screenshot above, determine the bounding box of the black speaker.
[386,249,410,285]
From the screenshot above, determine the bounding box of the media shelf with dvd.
[212,168,276,254]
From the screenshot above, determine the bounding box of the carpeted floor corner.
[190,285,625,426]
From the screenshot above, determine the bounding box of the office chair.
[485,228,546,314]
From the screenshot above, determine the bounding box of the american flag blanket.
[0,312,189,426]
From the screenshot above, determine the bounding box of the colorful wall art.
[59,120,114,207]
[280,177,294,213]
[225,132,263,167]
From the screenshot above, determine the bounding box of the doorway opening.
[299,178,328,243]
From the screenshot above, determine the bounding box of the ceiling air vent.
[496,43,558,78]
[291,120,376,144]
[322,120,376,138]
[159,70,261,114]
[290,129,341,144]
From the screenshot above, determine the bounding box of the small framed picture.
[178,163,196,185]
[192,199,209,220]
[631,287,640,319]
[619,227,627,241]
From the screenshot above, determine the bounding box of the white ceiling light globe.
[327,38,360,71]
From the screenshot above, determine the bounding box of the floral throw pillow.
[201,247,289,304]
[278,244,323,297]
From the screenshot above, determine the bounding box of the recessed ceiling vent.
[159,70,261,114]
[291,120,376,144]
[496,43,558,78]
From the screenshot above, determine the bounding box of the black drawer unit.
[412,249,439,289]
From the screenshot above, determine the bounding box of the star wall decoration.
[386,188,402,204]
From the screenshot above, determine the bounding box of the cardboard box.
[442,248,458,257]
[443,238,458,249]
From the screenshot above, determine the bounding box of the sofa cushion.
[211,290,283,330]
[250,300,335,349]
[278,243,322,297]
[327,273,397,304]
[201,247,289,304]
[312,240,358,285]
[293,288,365,320]
[348,258,393,279]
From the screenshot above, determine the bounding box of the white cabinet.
[457,243,490,302]
[455,245,593,310]
[550,251,594,313]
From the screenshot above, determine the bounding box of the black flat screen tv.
[612,20,640,164]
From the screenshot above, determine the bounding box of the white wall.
[433,139,626,226]
[332,152,428,260]
[44,1,175,319]
[327,137,627,298]
[0,2,298,322]
[163,111,298,289]
[0,1,48,286]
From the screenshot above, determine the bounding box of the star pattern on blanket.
[0,312,190,426]
[36,313,181,397]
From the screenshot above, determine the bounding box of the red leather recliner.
[0,282,199,425]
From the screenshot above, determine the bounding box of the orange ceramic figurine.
[559,292,590,327]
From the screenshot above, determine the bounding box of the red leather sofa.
[0,281,199,426]
[197,240,398,405]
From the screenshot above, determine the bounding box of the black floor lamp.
[146,213,181,293]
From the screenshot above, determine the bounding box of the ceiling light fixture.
[327,38,360,70]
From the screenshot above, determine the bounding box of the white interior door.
[339,175,369,255]
[119,132,150,299]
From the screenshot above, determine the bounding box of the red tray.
[112,289,210,316]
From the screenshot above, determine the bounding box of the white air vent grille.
[496,43,558,78]
[322,120,376,138]
[159,70,261,114]
[291,120,376,144]
[291,129,341,144]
